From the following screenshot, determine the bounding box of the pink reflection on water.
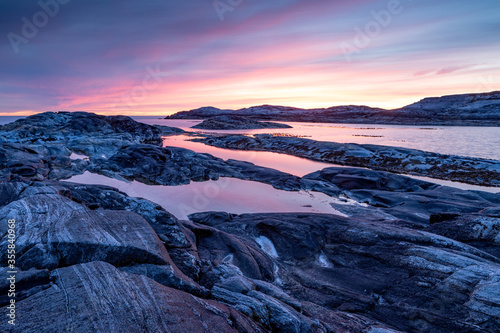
[135,118,500,161]
[65,172,347,220]
[162,135,336,178]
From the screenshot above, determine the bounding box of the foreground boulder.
[0,182,203,296]
[0,193,170,270]
[188,212,500,332]
[0,261,263,333]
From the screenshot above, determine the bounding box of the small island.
[191,115,293,130]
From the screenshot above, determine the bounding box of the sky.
[0,0,499,116]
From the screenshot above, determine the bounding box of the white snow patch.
[255,236,279,258]
[223,254,234,263]
[274,264,283,286]
[318,252,333,268]
[70,152,89,160]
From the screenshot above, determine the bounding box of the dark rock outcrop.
[0,113,307,191]
[428,214,500,258]
[392,91,500,125]
[192,115,292,130]
[0,111,184,159]
[304,167,500,225]
[0,111,162,144]
[0,193,171,270]
[0,261,263,333]
[87,143,307,191]
[195,133,500,187]
[188,211,500,332]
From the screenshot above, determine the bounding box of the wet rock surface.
[1,111,500,332]
[192,115,292,130]
[194,133,500,187]
[304,167,500,225]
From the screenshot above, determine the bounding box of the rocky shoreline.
[192,115,292,130]
[194,133,500,187]
[1,112,500,332]
[167,91,500,126]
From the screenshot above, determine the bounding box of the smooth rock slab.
[190,212,500,332]
[0,193,170,270]
[0,261,263,333]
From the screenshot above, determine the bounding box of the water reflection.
[134,117,500,161]
[161,135,499,193]
[162,135,337,177]
[65,172,348,220]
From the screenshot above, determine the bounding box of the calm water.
[162,135,336,177]
[161,134,499,193]
[0,116,24,125]
[66,172,348,220]
[134,117,500,161]
[130,117,500,193]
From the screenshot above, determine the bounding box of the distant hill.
[167,91,500,126]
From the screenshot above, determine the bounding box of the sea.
[2,115,499,220]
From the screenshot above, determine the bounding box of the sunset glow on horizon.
[1,0,499,116]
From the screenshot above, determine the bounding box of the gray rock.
[0,111,162,145]
[428,214,500,258]
[190,212,500,332]
[305,167,500,225]
[196,133,500,187]
[0,193,172,269]
[119,263,207,297]
[192,115,292,130]
[0,261,263,333]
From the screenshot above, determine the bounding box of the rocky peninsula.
[1,112,499,332]
[167,91,500,126]
[194,133,500,187]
